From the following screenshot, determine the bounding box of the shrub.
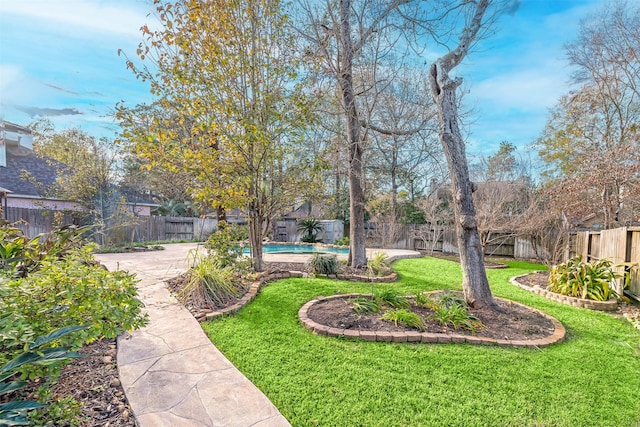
[368,252,391,277]
[180,251,245,308]
[333,237,349,247]
[308,254,339,275]
[205,221,249,267]
[0,245,148,375]
[0,225,91,278]
[548,256,621,301]
[381,309,425,331]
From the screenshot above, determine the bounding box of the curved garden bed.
[510,272,618,311]
[298,293,566,348]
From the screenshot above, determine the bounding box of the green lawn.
[201,257,640,427]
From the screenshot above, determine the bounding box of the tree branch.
[352,0,414,53]
[359,119,425,136]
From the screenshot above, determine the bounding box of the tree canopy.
[117,0,320,270]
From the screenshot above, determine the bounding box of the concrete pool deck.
[263,247,420,263]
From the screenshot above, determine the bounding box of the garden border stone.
[200,252,421,321]
[509,272,618,311]
[297,293,566,348]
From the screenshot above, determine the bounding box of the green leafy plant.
[414,291,433,307]
[381,309,425,331]
[349,297,381,314]
[27,395,82,427]
[205,221,249,267]
[368,252,391,277]
[0,326,86,426]
[429,292,484,333]
[297,218,323,243]
[435,290,468,308]
[1,245,148,376]
[548,256,622,301]
[181,251,245,308]
[334,236,349,247]
[0,225,92,278]
[375,287,410,309]
[308,253,339,275]
[0,227,28,270]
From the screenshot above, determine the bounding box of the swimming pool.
[243,243,349,255]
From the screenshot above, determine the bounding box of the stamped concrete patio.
[95,243,420,426]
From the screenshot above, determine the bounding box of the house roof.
[2,121,32,136]
[282,201,324,219]
[0,145,61,197]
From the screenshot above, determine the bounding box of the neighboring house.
[276,201,343,243]
[0,120,81,212]
[0,120,155,216]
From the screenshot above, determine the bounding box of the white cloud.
[471,66,569,113]
[0,65,22,93]
[0,0,153,39]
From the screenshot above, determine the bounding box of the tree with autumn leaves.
[117,0,320,271]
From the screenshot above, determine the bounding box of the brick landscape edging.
[509,273,618,311]
[200,270,304,321]
[198,252,422,321]
[200,269,402,321]
[298,294,566,348]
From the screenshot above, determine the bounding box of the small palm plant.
[297,218,323,243]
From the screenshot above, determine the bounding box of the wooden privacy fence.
[5,207,218,244]
[567,227,640,300]
[407,224,541,259]
[5,207,88,236]
[101,216,218,244]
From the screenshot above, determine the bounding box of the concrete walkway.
[94,243,421,426]
[95,243,290,427]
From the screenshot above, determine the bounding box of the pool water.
[243,243,349,255]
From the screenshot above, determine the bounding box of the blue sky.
[0,0,603,158]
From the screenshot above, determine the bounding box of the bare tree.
[365,69,442,217]
[413,196,453,253]
[537,0,640,228]
[296,0,421,268]
[473,180,531,253]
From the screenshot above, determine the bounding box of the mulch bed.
[5,338,137,427]
[425,253,509,268]
[166,261,557,342]
[306,293,556,341]
[165,261,369,317]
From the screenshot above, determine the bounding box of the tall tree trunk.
[427,0,496,309]
[391,144,398,218]
[216,206,227,222]
[248,174,264,271]
[339,0,367,268]
[429,70,495,308]
[249,209,264,272]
